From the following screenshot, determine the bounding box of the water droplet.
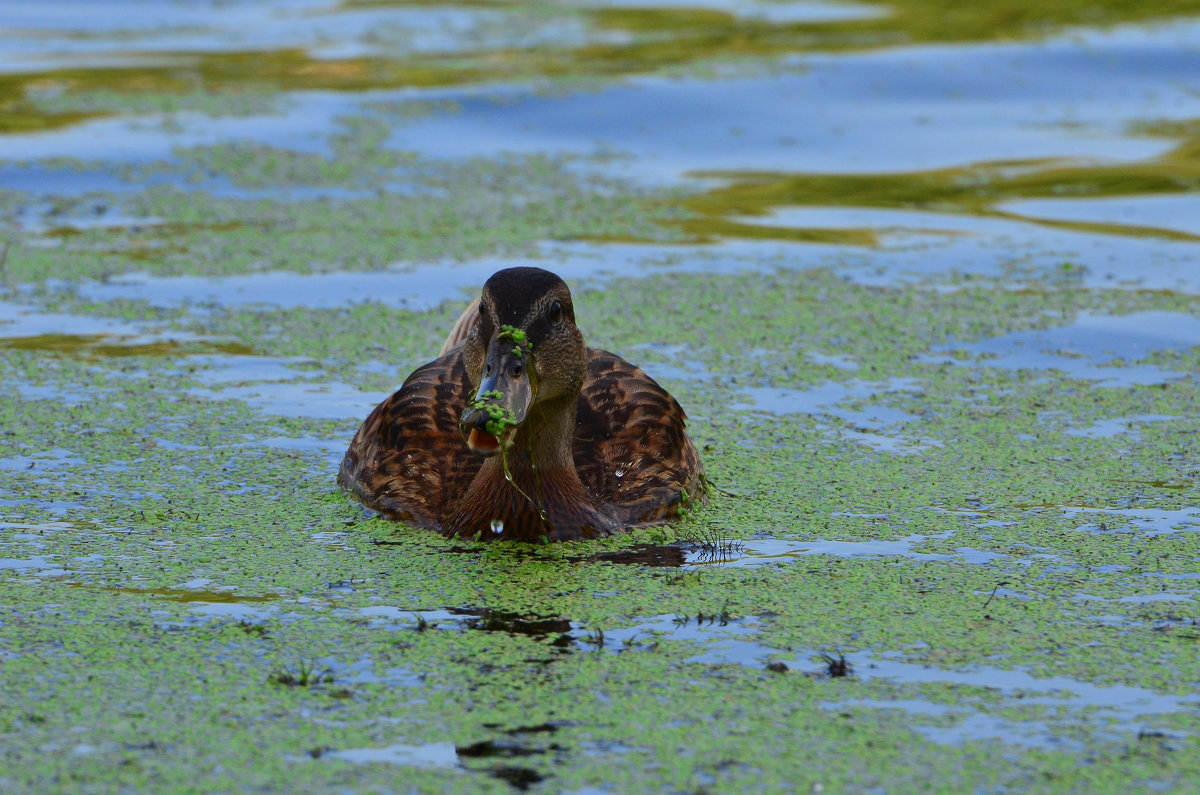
[615,470,624,478]
[490,519,504,535]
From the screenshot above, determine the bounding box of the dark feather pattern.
[339,354,482,527]
[340,348,704,541]
[574,351,703,525]
[340,266,704,542]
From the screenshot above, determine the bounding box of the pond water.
[2,1,1200,792]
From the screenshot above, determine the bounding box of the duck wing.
[574,349,704,525]
[338,352,481,527]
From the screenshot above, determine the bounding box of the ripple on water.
[1065,414,1177,438]
[1000,194,1200,241]
[584,0,883,24]
[0,299,252,360]
[187,380,379,421]
[0,299,150,338]
[922,311,1200,386]
[184,355,313,385]
[67,241,781,311]
[682,206,1200,294]
[0,449,85,470]
[321,741,459,768]
[1,92,344,163]
[815,651,1200,748]
[734,378,921,419]
[588,531,1008,570]
[385,23,1200,178]
[1,1,560,72]
[686,632,1200,747]
[73,266,492,311]
[1061,506,1200,537]
[348,596,1200,748]
[10,205,165,236]
[0,555,59,572]
[735,378,942,453]
[1118,593,1193,603]
[314,655,424,688]
[367,602,1200,744]
[682,535,1007,568]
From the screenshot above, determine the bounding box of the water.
[923,311,1200,386]
[4,2,1200,792]
[388,32,1197,176]
[322,741,459,768]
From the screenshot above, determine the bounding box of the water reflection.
[322,740,459,767]
[593,535,1008,569]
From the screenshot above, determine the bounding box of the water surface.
[2,1,1200,792]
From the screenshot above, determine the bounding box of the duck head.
[459,267,585,456]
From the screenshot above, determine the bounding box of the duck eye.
[549,301,562,323]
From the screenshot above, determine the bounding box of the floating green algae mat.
[2,1,1200,793]
[0,146,690,283]
[3,268,1199,792]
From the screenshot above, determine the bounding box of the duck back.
[339,348,703,534]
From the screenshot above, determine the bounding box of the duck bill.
[460,343,534,457]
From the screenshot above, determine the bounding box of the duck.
[338,266,705,542]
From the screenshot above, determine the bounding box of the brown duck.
[339,267,704,542]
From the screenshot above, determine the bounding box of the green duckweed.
[483,405,519,438]
[497,324,533,355]
[462,392,519,438]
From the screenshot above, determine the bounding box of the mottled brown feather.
[338,353,482,525]
[575,350,703,524]
[340,346,704,539]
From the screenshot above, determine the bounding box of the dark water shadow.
[590,543,688,567]
[457,723,562,790]
[449,607,574,647]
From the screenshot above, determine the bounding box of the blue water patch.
[922,311,1200,386]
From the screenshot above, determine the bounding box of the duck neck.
[446,397,620,541]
